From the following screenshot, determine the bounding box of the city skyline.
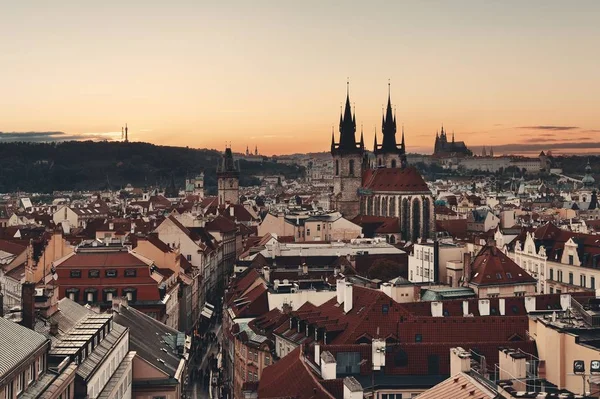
[2,1,600,155]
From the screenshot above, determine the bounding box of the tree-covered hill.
[0,141,304,193]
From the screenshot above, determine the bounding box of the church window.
[349,160,355,176]
[378,158,382,166]
[391,159,397,168]
[335,160,339,176]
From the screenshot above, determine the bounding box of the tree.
[367,259,404,281]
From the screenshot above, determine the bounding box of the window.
[186,254,192,262]
[124,269,137,277]
[349,159,355,176]
[336,352,360,375]
[265,356,270,366]
[581,274,587,288]
[4,381,13,399]
[17,372,25,394]
[506,272,513,279]
[87,292,94,303]
[106,269,117,278]
[70,269,81,278]
[335,160,339,176]
[29,363,35,383]
[569,272,574,285]
[549,287,554,294]
[307,229,311,236]
[66,288,79,302]
[558,270,563,282]
[549,268,554,280]
[317,224,321,232]
[105,291,114,302]
[569,255,574,265]
[123,288,137,302]
[89,269,100,278]
[415,334,422,343]
[592,277,596,289]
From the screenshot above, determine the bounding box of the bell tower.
[217,147,239,205]
[331,81,365,219]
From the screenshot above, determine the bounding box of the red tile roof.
[469,246,536,286]
[258,346,334,399]
[59,251,147,268]
[362,166,430,193]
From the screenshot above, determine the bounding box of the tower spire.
[360,124,364,149]
[331,125,335,151]
[373,127,378,151]
[125,123,128,143]
[401,124,405,148]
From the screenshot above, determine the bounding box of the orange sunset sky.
[1,1,600,155]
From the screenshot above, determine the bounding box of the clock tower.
[217,147,240,205]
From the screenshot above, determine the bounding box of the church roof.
[362,166,430,193]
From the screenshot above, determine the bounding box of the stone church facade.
[331,83,435,242]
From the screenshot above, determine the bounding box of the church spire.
[359,124,365,149]
[373,127,378,151]
[331,126,335,151]
[401,125,405,148]
[332,79,361,155]
[380,81,399,154]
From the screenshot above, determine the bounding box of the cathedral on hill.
[433,126,472,157]
[330,83,434,242]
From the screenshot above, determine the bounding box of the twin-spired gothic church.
[330,84,435,242]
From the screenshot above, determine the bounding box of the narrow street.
[186,323,223,399]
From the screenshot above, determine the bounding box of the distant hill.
[0,141,304,194]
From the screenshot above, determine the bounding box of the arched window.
[389,196,396,217]
[389,235,396,244]
[349,159,355,176]
[382,197,388,217]
[401,198,410,241]
[378,158,382,166]
[335,160,339,176]
[412,199,421,242]
[422,197,431,239]
[391,159,397,168]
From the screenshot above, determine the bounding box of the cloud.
[521,137,560,143]
[581,129,600,133]
[491,141,600,153]
[518,125,579,131]
[0,131,119,142]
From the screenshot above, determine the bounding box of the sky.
[1,1,599,155]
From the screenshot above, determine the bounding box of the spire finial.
[346,77,349,98]
[388,78,391,98]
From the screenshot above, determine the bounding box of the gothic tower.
[217,147,240,205]
[374,83,406,168]
[331,82,365,219]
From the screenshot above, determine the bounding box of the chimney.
[450,347,472,375]
[499,298,506,315]
[499,348,527,384]
[282,302,292,314]
[344,282,353,313]
[314,343,321,364]
[560,294,572,310]
[524,296,536,313]
[372,338,386,370]
[21,282,36,330]
[462,300,469,316]
[302,263,308,275]
[336,278,345,304]
[343,377,363,399]
[262,266,271,283]
[109,222,114,230]
[0,291,4,318]
[431,301,443,317]
[478,299,490,316]
[320,351,337,380]
[229,206,235,217]
[49,320,59,336]
[463,252,472,285]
